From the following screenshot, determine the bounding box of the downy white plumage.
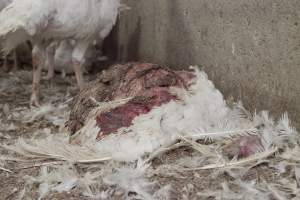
[0,0,120,106]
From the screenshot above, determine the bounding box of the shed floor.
[0,67,296,200]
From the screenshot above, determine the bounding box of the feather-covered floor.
[0,67,299,200]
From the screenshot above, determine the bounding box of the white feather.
[103,163,154,200]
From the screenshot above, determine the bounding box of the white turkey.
[0,0,120,106]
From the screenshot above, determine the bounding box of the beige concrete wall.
[115,0,300,129]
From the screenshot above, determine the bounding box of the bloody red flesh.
[96,90,177,138]
[68,63,195,139]
[223,135,264,159]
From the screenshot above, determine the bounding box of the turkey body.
[0,0,120,106]
[0,0,120,50]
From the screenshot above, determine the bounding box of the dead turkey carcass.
[67,63,195,143]
[64,63,275,162]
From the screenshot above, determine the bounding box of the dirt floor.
[0,67,298,200]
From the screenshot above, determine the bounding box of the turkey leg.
[72,41,89,90]
[30,44,45,107]
[43,43,56,80]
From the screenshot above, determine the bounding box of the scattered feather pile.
[1,63,299,199]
